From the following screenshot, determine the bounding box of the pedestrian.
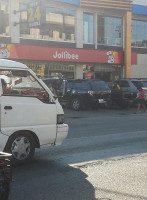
[135,86,146,114]
[1,79,11,94]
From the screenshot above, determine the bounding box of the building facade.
[0,0,146,80]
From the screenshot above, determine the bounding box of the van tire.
[5,132,35,165]
[71,98,81,111]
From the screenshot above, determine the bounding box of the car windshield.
[116,81,129,87]
[71,81,90,90]
[132,81,143,88]
[142,81,147,87]
[90,81,109,90]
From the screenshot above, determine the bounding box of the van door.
[0,69,57,146]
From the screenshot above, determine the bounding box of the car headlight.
[57,114,64,124]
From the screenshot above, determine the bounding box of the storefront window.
[20,3,75,42]
[98,16,122,46]
[132,20,147,48]
[45,8,75,42]
[83,13,94,43]
[94,64,122,81]
[45,63,75,79]
[0,0,9,36]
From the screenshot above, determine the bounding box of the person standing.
[135,86,146,114]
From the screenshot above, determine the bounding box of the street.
[9,107,147,200]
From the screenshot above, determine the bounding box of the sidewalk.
[72,153,147,200]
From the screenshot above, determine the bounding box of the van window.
[0,69,49,103]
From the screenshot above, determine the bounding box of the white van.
[0,59,68,165]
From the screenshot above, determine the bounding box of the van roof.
[0,59,28,69]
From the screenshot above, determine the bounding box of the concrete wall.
[75,64,83,79]
[75,8,83,48]
[132,54,147,78]
[9,0,20,43]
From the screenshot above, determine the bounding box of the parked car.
[42,75,67,97]
[42,78,63,96]
[107,79,138,108]
[60,79,111,111]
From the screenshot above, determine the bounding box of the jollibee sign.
[1,44,137,64]
[53,51,79,60]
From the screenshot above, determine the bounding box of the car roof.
[116,79,144,82]
[42,77,59,80]
[68,79,102,82]
[0,59,28,69]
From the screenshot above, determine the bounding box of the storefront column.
[9,0,20,43]
[94,13,97,49]
[75,8,83,48]
[125,11,132,78]
[75,64,83,79]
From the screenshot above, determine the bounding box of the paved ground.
[9,107,147,200]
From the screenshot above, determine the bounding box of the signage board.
[52,0,80,6]
[27,1,45,28]
[0,44,137,65]
[26,63,45,76]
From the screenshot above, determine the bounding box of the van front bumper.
[0,132,9,151]
[55,124,69,145]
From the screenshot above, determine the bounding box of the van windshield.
[0,69,49,102]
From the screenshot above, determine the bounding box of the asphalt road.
[9,107,147,200]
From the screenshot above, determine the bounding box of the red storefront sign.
[0,44,137,64]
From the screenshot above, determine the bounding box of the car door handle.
[4,106,12,110]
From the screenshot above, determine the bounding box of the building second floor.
[0,0,147,52]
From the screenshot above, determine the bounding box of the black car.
[62,79,111,111]
[42,77,63,96]
[42,74,67,97]
[108,79,138,108]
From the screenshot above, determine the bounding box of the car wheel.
[71,98,81,111]
[5,132,35,165]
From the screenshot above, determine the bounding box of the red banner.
[0,44,137,64]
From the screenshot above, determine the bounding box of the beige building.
[0,0,147,80]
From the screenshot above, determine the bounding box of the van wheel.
[5,132,35,165]
[71,98,81,111]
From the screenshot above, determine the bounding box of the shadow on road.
[9,158,96,200]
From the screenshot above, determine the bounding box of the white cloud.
[133,0,147,6]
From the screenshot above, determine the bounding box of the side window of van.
[0,69,49,103]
